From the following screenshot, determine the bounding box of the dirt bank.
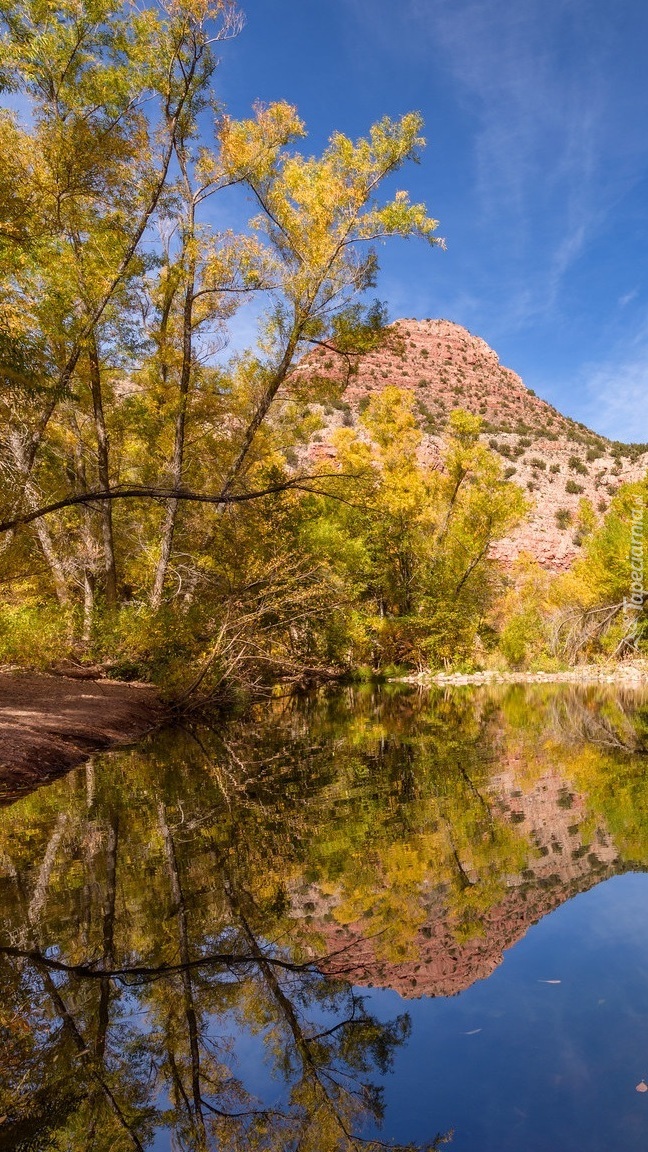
[0,672,164,805]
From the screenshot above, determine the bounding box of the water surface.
[2,683,648,1150]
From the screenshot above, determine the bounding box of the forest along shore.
[0,673,163,805]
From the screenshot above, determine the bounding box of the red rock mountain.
[297,319,648,571]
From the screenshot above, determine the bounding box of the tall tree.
[0,0,242,605]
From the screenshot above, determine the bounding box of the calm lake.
[2,684,648,1151]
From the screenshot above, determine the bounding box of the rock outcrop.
[296,318,648,571]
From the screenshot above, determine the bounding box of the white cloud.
[408,0,606,298]
[619,289,639,309]
[581,340,648,442]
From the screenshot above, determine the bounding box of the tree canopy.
[2,0,640,692]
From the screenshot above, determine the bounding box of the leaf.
[636,1081,648,1093]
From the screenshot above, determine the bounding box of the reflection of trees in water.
[0,753,447,1151]
[546,687,648,753]
[1,683,648,1148]
[496,683,648,755]
[1,949,428,1150]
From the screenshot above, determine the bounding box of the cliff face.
[298,318,648,571]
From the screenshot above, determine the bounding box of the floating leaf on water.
[636,1081,648,1093]
[464,1028,482,1035]
[538,979,561,984]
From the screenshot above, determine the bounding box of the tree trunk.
[88,340,118,607]
[71,429,98,641]
[6,429,71,608]
[151,248,196,609]
[218,328,300,499]
[27,480,71,609]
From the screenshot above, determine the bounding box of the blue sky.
[213,0,648,442]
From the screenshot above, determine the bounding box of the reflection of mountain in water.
[298,765,622,998]
[0,683,647,1148]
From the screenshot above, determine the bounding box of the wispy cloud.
[349,0,648,329]
[407,0,608,309]
[421,5,597,197]
[581,330,648,441]
[619,289,639,310]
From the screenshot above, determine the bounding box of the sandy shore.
[0,672,163,805]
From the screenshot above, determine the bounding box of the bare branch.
[0,473,360,533]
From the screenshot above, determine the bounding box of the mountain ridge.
[298,318,648,570]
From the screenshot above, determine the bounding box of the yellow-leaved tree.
[307,391,528,671]
[0,0,444,687]
[498,477,648,667]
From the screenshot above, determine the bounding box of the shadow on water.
[1,682,648,1149]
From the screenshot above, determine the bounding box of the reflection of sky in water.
[154,875,648,1151]
[366,873,648,1152]
[4,685,648,1149]
[152,1011,281,1152]
[150,994,363,1149]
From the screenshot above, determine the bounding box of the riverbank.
[396,660,648,687]
[2,661,647,807]
[0,671,163,805]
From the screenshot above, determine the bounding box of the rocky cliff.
[297,318,648,571]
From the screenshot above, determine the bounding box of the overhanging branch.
[0,473,358,534]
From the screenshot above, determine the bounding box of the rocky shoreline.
[397,661,648,687]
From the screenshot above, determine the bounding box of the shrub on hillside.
[568,455,589,475]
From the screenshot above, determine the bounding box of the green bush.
[500,609,545,668]
[0,604,75,669]
[92,605,200,686]
[568,455,589,475]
